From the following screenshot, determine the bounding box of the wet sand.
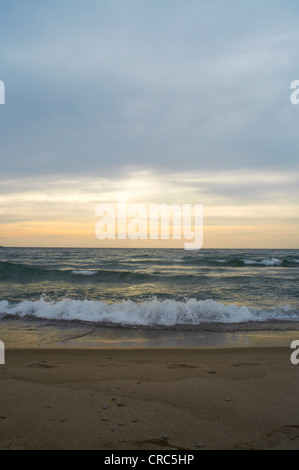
[0,347,299,450]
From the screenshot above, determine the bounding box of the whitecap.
[0,297,297,326]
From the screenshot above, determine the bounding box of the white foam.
[72,270,98,276]
[260,258,281,266]
[0,297,297,326]
[243,258,281,266]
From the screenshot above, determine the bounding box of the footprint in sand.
[249,425,299,449]
[25,363,56,369]
[167,363,198,369]
[232,363,260,368]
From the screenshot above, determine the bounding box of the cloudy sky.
[0,0,299,247]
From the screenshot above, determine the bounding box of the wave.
[243,258,281,266]
[0,262,154,283]
[0,255,298,284]
[0,297,298,327]
[181,255,299,267]
[72,270,98,276]
[214,257,299,267]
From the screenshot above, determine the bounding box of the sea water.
[0,247,298,348]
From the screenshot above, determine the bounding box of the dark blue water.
[0,247,298,329]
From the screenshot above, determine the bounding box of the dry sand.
[0,347,299,450]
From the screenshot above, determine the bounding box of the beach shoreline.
[1,316,299,350]
[1,346,299,450]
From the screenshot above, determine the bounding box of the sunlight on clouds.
[0,170,298,248]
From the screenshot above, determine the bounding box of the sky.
[0,0,299,248]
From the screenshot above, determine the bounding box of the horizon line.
[1,246,298,250]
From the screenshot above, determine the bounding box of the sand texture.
[0,347,299,450]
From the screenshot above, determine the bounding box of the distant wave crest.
[1,256,299,284]
[72,270,98,276]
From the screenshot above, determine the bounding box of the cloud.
[0,167,298,212]
[0,3,298,247]
[0,168,298,248]
[0,0,299,179]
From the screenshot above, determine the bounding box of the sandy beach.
[0,347,298,450]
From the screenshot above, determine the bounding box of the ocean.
[0,247,298,348]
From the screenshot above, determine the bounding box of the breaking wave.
[0,297,298,327]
